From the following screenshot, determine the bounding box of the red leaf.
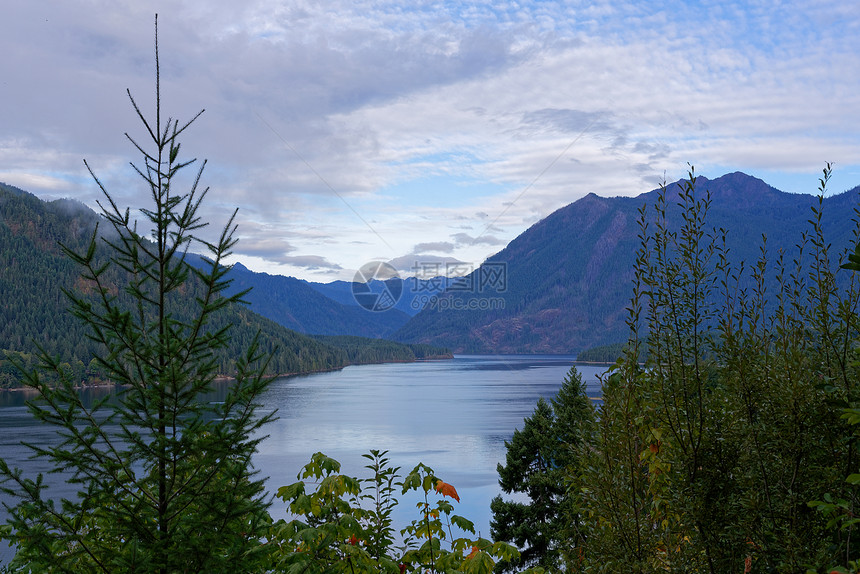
[435,480,460,502]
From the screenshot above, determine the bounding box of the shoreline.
[0,353,455,392]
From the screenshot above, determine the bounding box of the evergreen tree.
[490,367,594,572]
[0,18,274,573]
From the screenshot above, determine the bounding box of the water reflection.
[254,355,605,531]
[0,355,607,563]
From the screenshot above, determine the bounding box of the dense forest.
[0,182,448,389]
[312,335,452,364]
[575,342,626,363]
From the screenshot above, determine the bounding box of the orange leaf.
[435,480,460,502]
[466,545,479,559]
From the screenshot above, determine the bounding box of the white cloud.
[2,0,859,280]
[413,241,456,253]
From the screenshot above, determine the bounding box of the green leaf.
[278,482,306,501]
[451,514,475,534]
[463,550,496,574]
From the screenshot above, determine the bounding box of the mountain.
[0,183,448,389]
[185,258,412,338]
[308,277,447,317]
[184,258,451,337]
[393,172,860,353]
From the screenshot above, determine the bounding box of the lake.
[0,354,605,563]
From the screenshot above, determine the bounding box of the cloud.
[3,0,860,282]
[519,109,618,139]
[277,255,343,271]
[412,241,455,253]
[451,232,506,247]
[229,221,349,271]
[231,236,295,259]
[0,172,71,192]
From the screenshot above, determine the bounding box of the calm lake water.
[0,355,605,563]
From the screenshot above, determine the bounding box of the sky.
[2,0,860,282]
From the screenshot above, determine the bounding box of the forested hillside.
[184,260,453,340]
[0,183,447,388]
[185,257,412,338]
[395,172,860,353]
[312,335,451,364]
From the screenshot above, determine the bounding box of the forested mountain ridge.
[394,172,860,353]
[183,262,451,340]
[9,172,855,365]
[184,257,412,338]
[0,183,448,388]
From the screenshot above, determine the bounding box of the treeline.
[576,342,623,363]
[577,341,648,363]
[0,183,447,389]
[313,335,452,365]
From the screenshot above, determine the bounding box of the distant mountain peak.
[704,171,776,189]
